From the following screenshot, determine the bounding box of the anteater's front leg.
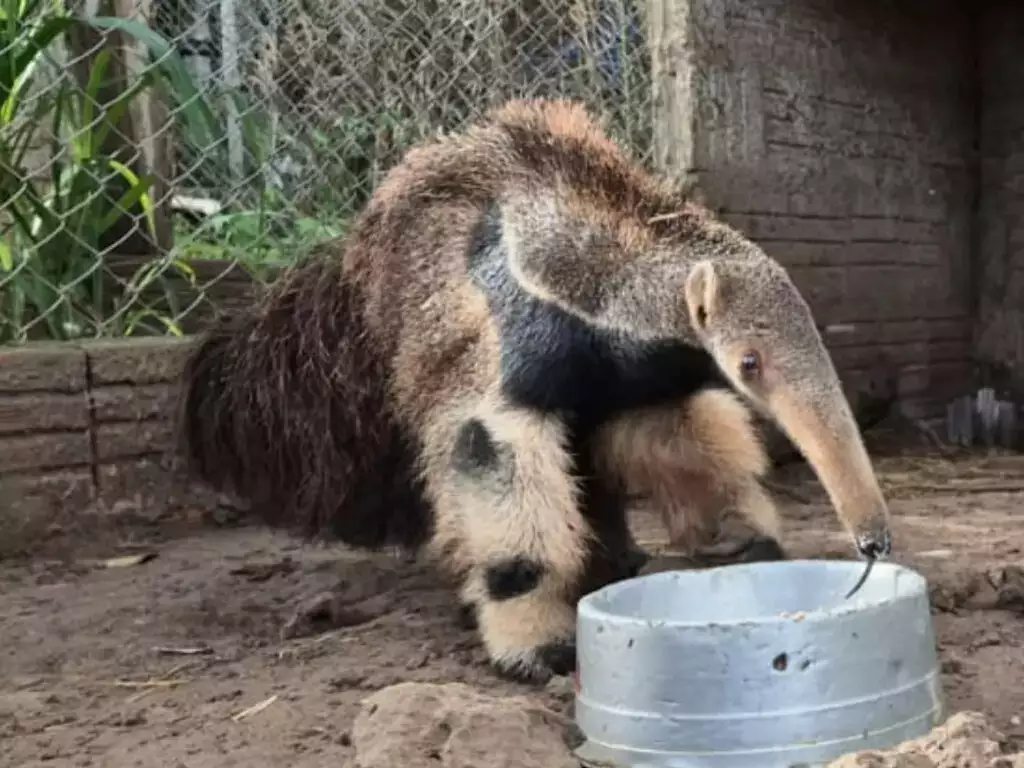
[423,400,600,684]
[594,388,786,565]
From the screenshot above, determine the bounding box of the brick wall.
[976,3,1024,394]
[0,339,219,547]
[661,0,977,418]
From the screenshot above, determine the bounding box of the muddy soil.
[2,452,1023,767]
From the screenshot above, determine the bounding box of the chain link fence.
[1,0,654,344]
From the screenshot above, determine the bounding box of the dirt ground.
[2,449,1024,768]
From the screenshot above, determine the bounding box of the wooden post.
[68,0,174,255]
[220,0,244,186]
[645,0,699,189]
[117,0,174,252]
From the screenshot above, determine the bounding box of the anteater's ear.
[500,194,620,320]
[684,260,721,333]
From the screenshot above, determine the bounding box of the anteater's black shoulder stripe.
[464,202,728,435]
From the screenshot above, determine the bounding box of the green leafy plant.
[0,0,219,342]
[168,99,390,279]
[173,187,346,282]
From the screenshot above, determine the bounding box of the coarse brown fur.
[178,258,431,551]
[178,98,892,683]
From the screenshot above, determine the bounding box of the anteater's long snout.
[770,387,892,560]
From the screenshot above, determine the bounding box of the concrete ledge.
[0,344,87,393]
[86,337,193,386]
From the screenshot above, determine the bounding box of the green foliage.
[0,0,217,342]
[302,106,426,215]
[174,188,346,282]
[171,104,421,280]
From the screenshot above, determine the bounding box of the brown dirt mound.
[829,711,1022,767]
[351,681,580,768]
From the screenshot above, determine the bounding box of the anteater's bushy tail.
[176,257,432,550]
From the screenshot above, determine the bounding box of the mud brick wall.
[87,339,189,503]
[976,3,1024,395]
[0,344,94,517]
[653,0,976,419]
[0,339,218,540]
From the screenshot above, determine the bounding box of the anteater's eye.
[739,350,762,380]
